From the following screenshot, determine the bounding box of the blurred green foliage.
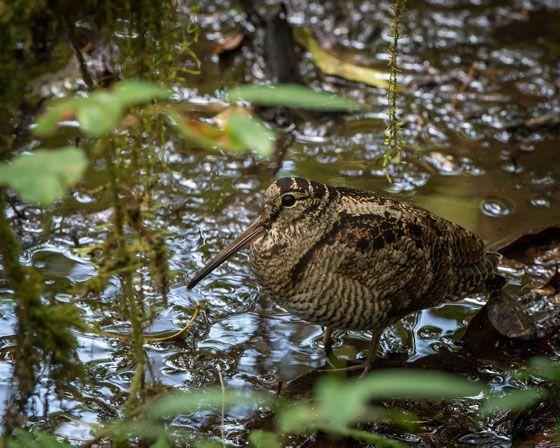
[227,84,362,111]
[226,113,275,157]
[86,369,481,447]
[0,147,86,204]
[3,80,360,206]
[8,358,557,446]
[277,370,482,447]
[7,429,72,448]
[249,431,282,448]
[34,80,170,137]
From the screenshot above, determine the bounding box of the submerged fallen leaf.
[144,306,201,343]
[524,112,560,130]
[487,292,535,339]
[294,27,390,89]
[488,226,560,254]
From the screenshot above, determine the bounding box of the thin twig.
[217,365,226,447]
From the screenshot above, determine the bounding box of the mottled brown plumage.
[188,177,499,367]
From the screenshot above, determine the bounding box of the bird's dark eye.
[281,194,296,208]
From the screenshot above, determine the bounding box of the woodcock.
[188,177,499,369]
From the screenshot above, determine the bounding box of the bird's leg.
[322,327,348,370]
[361,327,383,377]
[323,326,333,356]
[323,326,340,368]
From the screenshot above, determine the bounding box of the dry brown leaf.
[210,32,245,54]
[213,106,251,129]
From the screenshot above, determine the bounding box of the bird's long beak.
[187,219,265,289]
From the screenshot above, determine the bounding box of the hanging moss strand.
[384,0,406,167]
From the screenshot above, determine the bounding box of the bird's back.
[285,187,499,329]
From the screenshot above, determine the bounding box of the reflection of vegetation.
[120,0,201,81]
[0,192,85,435]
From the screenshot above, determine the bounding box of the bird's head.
[187,177,333,289]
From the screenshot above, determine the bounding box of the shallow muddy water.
[1,0,560,446]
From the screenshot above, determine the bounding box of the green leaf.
[311,377,416,431]
[33,99,81,137]
[8,430,75,448]
[150,434,171,448]
[227,84,361,111]
[0,147,87,205]
[114,80,171,107]
[76,92,123,137]
[104,420,167,444]
[147,389,270,419]
[482,389,544,416]
[279,371,477,437]
[278,403,319,433]
[194,441,224,448]
[33,80,169,138]
[227,113,275,157]
[529,357,560,381]
[357,369,484,400]
[315,377,369,430]
[249,430,282,448]
[350,370,483,401]
[336,428,404,448]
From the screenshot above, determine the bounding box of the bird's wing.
[286,211,433,327]
[327,213,435,291]
[295,207,490,303]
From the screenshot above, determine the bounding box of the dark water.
[1,0,560,446]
